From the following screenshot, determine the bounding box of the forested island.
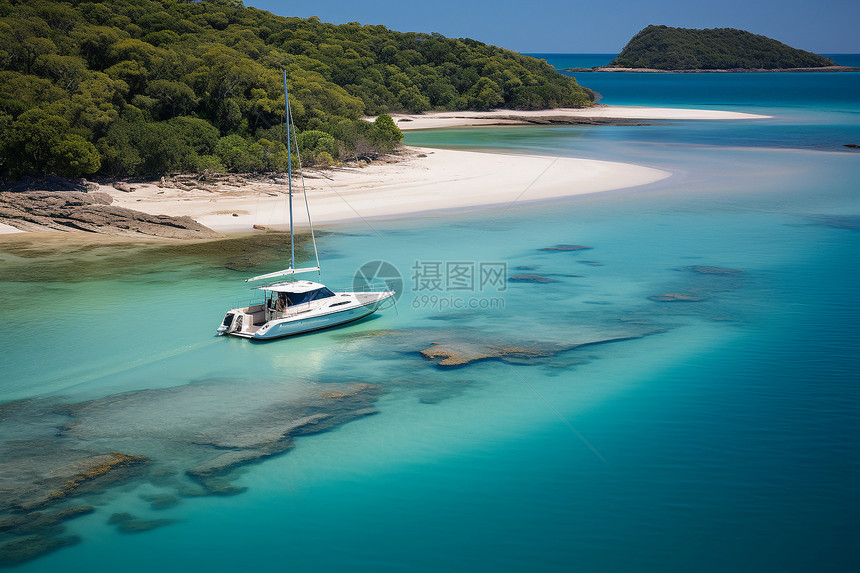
[567,25,843,72]
[610,26,835,70]
[0,0,595,181]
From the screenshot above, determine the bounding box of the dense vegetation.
[609,25,835,70]
[0,0,594,180]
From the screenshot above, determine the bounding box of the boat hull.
[249,299,384,339]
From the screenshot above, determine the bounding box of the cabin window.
[285,287,335,305]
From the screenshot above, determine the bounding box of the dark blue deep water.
[528,53,860,109]
[1,56,858,572]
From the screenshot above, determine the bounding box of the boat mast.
[283,69,294,271]
[244,71,321,284]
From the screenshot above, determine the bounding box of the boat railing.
[230,299,263,311]
[339,282,394,293]
[269,301,316,320]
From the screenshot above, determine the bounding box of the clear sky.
[244,0,859,54]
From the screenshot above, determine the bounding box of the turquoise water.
[528,52,860,109]
[1,59,859,571]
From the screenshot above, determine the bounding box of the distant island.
[565,25,856,73]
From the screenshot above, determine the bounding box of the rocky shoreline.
[0,176,221,239]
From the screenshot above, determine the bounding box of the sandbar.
[387,105,770,130]
[104,147,670,233]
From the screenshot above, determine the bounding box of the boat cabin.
[259,280,336,313]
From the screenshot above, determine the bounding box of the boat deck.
[231,324,261,338]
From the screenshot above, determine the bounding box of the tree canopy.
[0,0,595,179]
[609,25,835,71]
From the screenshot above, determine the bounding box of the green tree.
[0,70,65,116]
[466,77,504,110]
[369,114,402,152]
[74,24,124,70]
[105,59,149,94]
[168,116,220,155]
[215,133,258,172]
[296,129,337,165]
[99,115,143,176]
[1,17,56,74]
[3,108,99,176]
[32,54,88,91]
[398,86,430,113]
[53,134,101,177]
[146,79,198,119]
[134,121,196,175]
[297,129,336,155]
[250,138,288,171]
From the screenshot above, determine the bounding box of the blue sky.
[245,0,858,53]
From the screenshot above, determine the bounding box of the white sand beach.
[387,105,770,130]
[105,147,670,232]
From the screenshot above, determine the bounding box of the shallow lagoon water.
[2,62,859,571]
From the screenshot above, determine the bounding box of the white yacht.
[217,72,395,340]
[216,279,393,340]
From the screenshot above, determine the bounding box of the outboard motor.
[216,312,236,335]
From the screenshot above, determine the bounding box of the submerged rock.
[417,328,661,368]
[508,274,560,284]
[139,493,181,511]
[421,342,554,367]
[107,512,134,524]
[339,325,666,371]
[0,446,148,513]
[107,513,177,534]
[417,380,473,404]
[539,244,593,252]
[649,293,704,302]
[49,453,150,504]
[116,519,177,534]
[0,378,385,564]
[0,506,94,537]
[54,380,383,497]
[0,534,81,567]
[681,265,743,275]
[425,312,479,322]
[186,449,283,493]
[185,477,246,497]
[804,214,860,230]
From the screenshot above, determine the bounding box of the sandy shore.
[104,147,670,233]
[387,105,770,130]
